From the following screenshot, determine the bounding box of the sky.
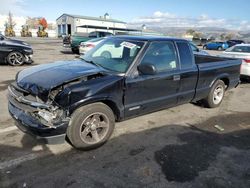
[1,0,250,30]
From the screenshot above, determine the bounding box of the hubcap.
[79,113,109,144]
[8,52,24,65]
[213,85,224,104]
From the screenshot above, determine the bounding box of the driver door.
[124,41,181,118]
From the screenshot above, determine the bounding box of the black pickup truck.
[8,36,241,150]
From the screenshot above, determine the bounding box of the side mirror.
[138,63,157,75]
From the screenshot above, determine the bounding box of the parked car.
[67,31,113,54]
[192,37,212,46]
[189,42,209,55]
[0,34,33,66]
[79,37,104,55]
[227,39,245,47]
[8,36,241,150]
[62,35,71,48]
[221,44,250,79]
[203,41,229,51]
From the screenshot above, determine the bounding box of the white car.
[79,38,104,55]
[222,44,250,79]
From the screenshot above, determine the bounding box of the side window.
[177,42,194,69]
[190,43,198,52]
[141,41,178,72]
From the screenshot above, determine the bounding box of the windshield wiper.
[81,58,102,68]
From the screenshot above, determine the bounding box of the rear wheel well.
[220,77,229,89]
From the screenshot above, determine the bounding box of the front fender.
[68,95,124,120]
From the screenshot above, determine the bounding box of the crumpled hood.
[17,60,105,99]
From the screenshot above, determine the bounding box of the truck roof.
[111,35,187,42]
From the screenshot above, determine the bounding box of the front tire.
[203,45,207,50]
[7,51,25,66]
[203,80,225,108]
[67,103,115,150]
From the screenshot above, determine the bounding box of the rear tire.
[203,45,207,50]
[203,80,225,108]
[218,47,223,51]
[67,103,115,150]
[71,48,79,54]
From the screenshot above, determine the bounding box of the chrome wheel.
[213,85,224,105]
[7,52,24,66]
[79,112,109,144]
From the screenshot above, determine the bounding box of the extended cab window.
[177,42,194,69]
[141,41,178,72]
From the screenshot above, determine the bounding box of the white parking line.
[0,153,41,170]
[0,126,18,134]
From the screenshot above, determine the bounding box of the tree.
[220,33,226,40]
[186,29,196,35]
[225,33,234,40]
[193,32,203,38]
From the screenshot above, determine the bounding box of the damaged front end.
[8,82,70,139]
[8,72,107,140]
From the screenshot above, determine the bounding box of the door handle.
[173,75,181,81]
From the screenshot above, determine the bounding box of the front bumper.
[63,43,71,48]
[8,102,68,143]
[24,54,33,64]
[8,85,69,143]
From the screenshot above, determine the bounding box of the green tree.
[186,29,196,35]
[193,32,203,38]
[225,33,234,40]
[220,33,226,40]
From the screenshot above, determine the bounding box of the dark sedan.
[227,39,245,47]
[0,34,33,66]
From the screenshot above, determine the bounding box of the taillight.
[86,44,95,48]
[243,59,250,63]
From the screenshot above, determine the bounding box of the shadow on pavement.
[0,80,15,92]
[0,112,250,188]
[60,50,74,55]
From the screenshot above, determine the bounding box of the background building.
[56,13,127,36]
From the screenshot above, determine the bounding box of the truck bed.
[195,54,235,64]
[193,54,241,101]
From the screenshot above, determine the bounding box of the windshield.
[226,45,250,53]
[81,38,144,73]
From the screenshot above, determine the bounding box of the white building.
[56,13,128,36]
